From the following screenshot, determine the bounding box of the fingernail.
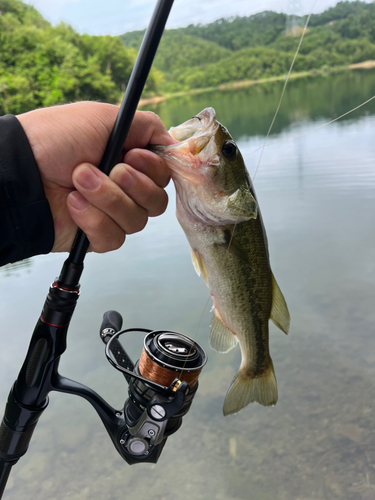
[76,166,101,191]
[69,191,89,211]
[119,166,135,190]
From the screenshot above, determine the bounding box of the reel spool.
[139,331,206,388]
[104,321,207,463]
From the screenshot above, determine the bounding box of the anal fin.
[209,309,238,353]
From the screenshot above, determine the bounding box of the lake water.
[1,69,375,500]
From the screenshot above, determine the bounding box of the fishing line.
[252,4,316,182]
[171,1,373,397]
[177,3,317,378]
[246,93,375,156]
[177,295,212,382]
[224,7,317,273]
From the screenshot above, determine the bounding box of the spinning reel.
[0,286,207,497]
[0,1,201,496]
[100,311,207,464]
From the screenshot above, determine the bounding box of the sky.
[23,0,371,36]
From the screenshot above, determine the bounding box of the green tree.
[0,0,162,115]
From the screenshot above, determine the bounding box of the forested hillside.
[182,12,287,50]
[1,0,375,115]
[120,1,375,92]
[0,0,162,114]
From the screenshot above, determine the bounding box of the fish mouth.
[169,107,218,142]
[152,107,219,183]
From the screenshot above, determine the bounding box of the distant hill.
[2,0,375,115]
[120,29,232,91]
[120,1,375,93]
[121,30,232,72]
[0,0,161,115]
[120,11,287,53]
[182,12,287,51]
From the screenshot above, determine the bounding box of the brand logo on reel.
[164,342,188,354]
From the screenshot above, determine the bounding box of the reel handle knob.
[100,311,123,339]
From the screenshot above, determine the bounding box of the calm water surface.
[1,70,375,500]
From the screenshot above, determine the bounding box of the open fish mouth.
[168,107,218,141]
[152,107,219,183]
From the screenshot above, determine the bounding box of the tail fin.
[223,360,278,416]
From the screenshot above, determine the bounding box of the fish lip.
[169,107,218,142]
[151,108,219,182]
[194,107,216,128]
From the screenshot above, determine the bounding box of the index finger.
[124,111,178,151]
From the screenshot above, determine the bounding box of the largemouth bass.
[154,107,290,415]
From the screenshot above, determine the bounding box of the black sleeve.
[0,115,55,267]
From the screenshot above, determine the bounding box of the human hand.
[17,101,175,253]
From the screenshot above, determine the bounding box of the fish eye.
[222,141,237,159]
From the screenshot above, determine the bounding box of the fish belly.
[178,200,278,411]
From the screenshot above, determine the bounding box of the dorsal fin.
[270,273,290,335]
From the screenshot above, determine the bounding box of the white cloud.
[22,0,364,35]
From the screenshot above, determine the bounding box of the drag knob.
[126,437,149,456]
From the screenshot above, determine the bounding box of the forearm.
[0,115,54,266]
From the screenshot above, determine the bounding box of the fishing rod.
[0,0,207,496]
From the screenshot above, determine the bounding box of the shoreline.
[138,60,375,107]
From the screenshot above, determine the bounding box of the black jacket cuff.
[0,114,54,266]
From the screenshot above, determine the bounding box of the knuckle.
[127,210,148,234]
[159,171,171,189]
[143,111,164,132]
[137,214,148,232]
[109,231,126,251]
[142,183,157,207]
[151,190,168,216]
[90,224,126,253]
[85,211,108,235]
[143,110,159,123]
[159,191,169,214]
[106,189,124,211]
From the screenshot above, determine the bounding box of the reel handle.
[100,311,134,383]
[100,310,123,336]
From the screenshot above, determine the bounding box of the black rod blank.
[0,462,13,498]
[67,0,174,268]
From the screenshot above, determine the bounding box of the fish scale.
[153,107,290,415]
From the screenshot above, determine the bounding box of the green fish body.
[154,108,290,415]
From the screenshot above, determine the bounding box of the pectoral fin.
[190,248,208,284]
[270,273,290,335]
[218,230,254,270]
[209,309,238,353]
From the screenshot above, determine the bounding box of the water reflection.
[1,71,375,500]
[0,259,32,278]
[146,69,375,139]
